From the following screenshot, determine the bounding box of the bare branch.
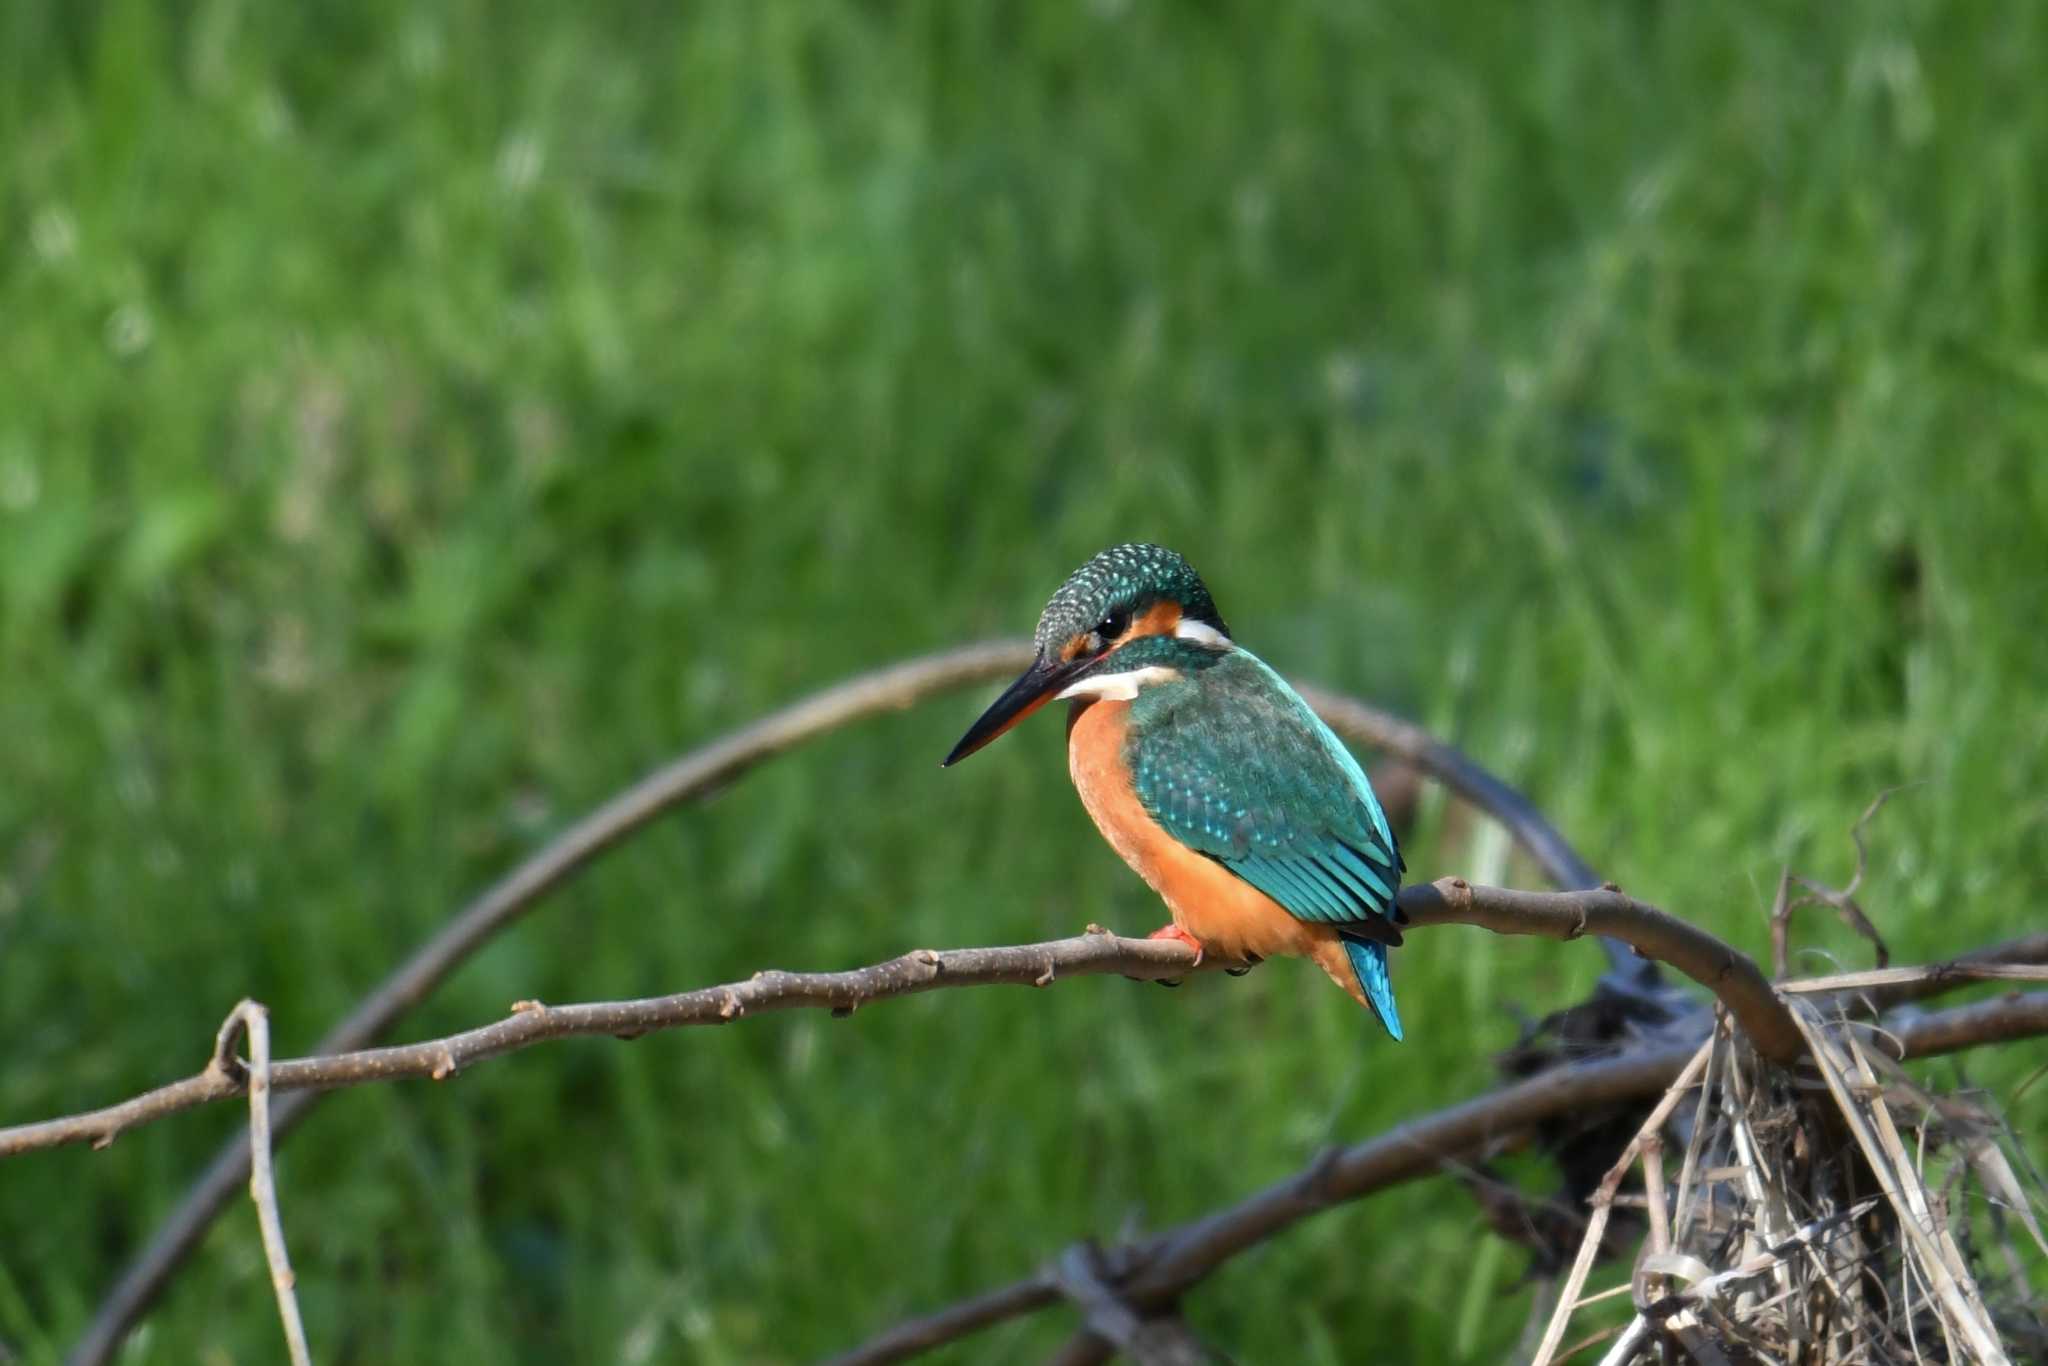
[9,879,1807,1161]
[1769,788,1907,977]
[1768,868,1798,979]
[5,878,1931,1160]
[1048,1244,1215,1366]
[823,1278,1056,1364]
[827,993,2048,1366]
[1794,933,2048,1009]
[1781,962,2048,996]
[1402,879,1803,1064]
[2,931,1200,1159]
[70,642,1604,1365]
[1861,990,2048,1059]
[226,1003,313,1366]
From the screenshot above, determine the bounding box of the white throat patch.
[1056,666,1183,702]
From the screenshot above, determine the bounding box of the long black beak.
[941,654,1086,766]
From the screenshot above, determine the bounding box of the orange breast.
[1065,699,1343,977]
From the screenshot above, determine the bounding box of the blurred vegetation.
[2,1,2045,1361]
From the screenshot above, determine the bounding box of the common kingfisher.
[943,544,1408,1039]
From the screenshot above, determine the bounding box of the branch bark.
[1049,1244,1216,1366]
[65,640,1603,1364]
[10,880,1808,1161]
[826,992,2048,1366]
[1400,879,1803,1064]
[19,873,2017,1166]
[2,932,1200,1159]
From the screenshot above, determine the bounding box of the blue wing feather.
[1234,855,1349,922]
[1128,650,1406,939]
[1329,841,1396,899]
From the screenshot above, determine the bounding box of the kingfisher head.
[942,543,1234,766]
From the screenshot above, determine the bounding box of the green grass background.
[3,1,2045,1360]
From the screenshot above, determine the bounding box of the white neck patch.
[1173,618,1232,648]
[1056,666,1183,702]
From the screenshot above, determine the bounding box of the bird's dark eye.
[1097,609,1131,641]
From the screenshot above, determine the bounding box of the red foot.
[1146,922,1207,966]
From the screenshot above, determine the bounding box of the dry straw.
[1529,995,2046,1365]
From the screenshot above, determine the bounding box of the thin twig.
[1780,960,2048,997]
[224,1002,313,1366]
[1668,1009,1724,1250]
[1769,788,1906,977]
[1768,869,1799,980]
[1589,1315,1652,1366]
[1641,1133,1670,1259]
[826,994,2048,1366]
[1047,1245,1213,1366]
[71,641,1604,1365]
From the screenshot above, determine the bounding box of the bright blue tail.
[1343,939,1404,1042]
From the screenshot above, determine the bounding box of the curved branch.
[226,1002,313,1366]
[1400,879,1802,1064]
[10,882,1781,1161]
[69,640,1601,1364]
[827,991,2048,1366]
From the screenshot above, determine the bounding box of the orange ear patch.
[1065,598,1183,660]
[1123,599,1183,642]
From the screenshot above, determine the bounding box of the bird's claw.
[1145,922,1208,966]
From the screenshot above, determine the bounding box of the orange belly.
[1065,699,1368,1004]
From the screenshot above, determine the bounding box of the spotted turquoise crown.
[1033,544,1230,651]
